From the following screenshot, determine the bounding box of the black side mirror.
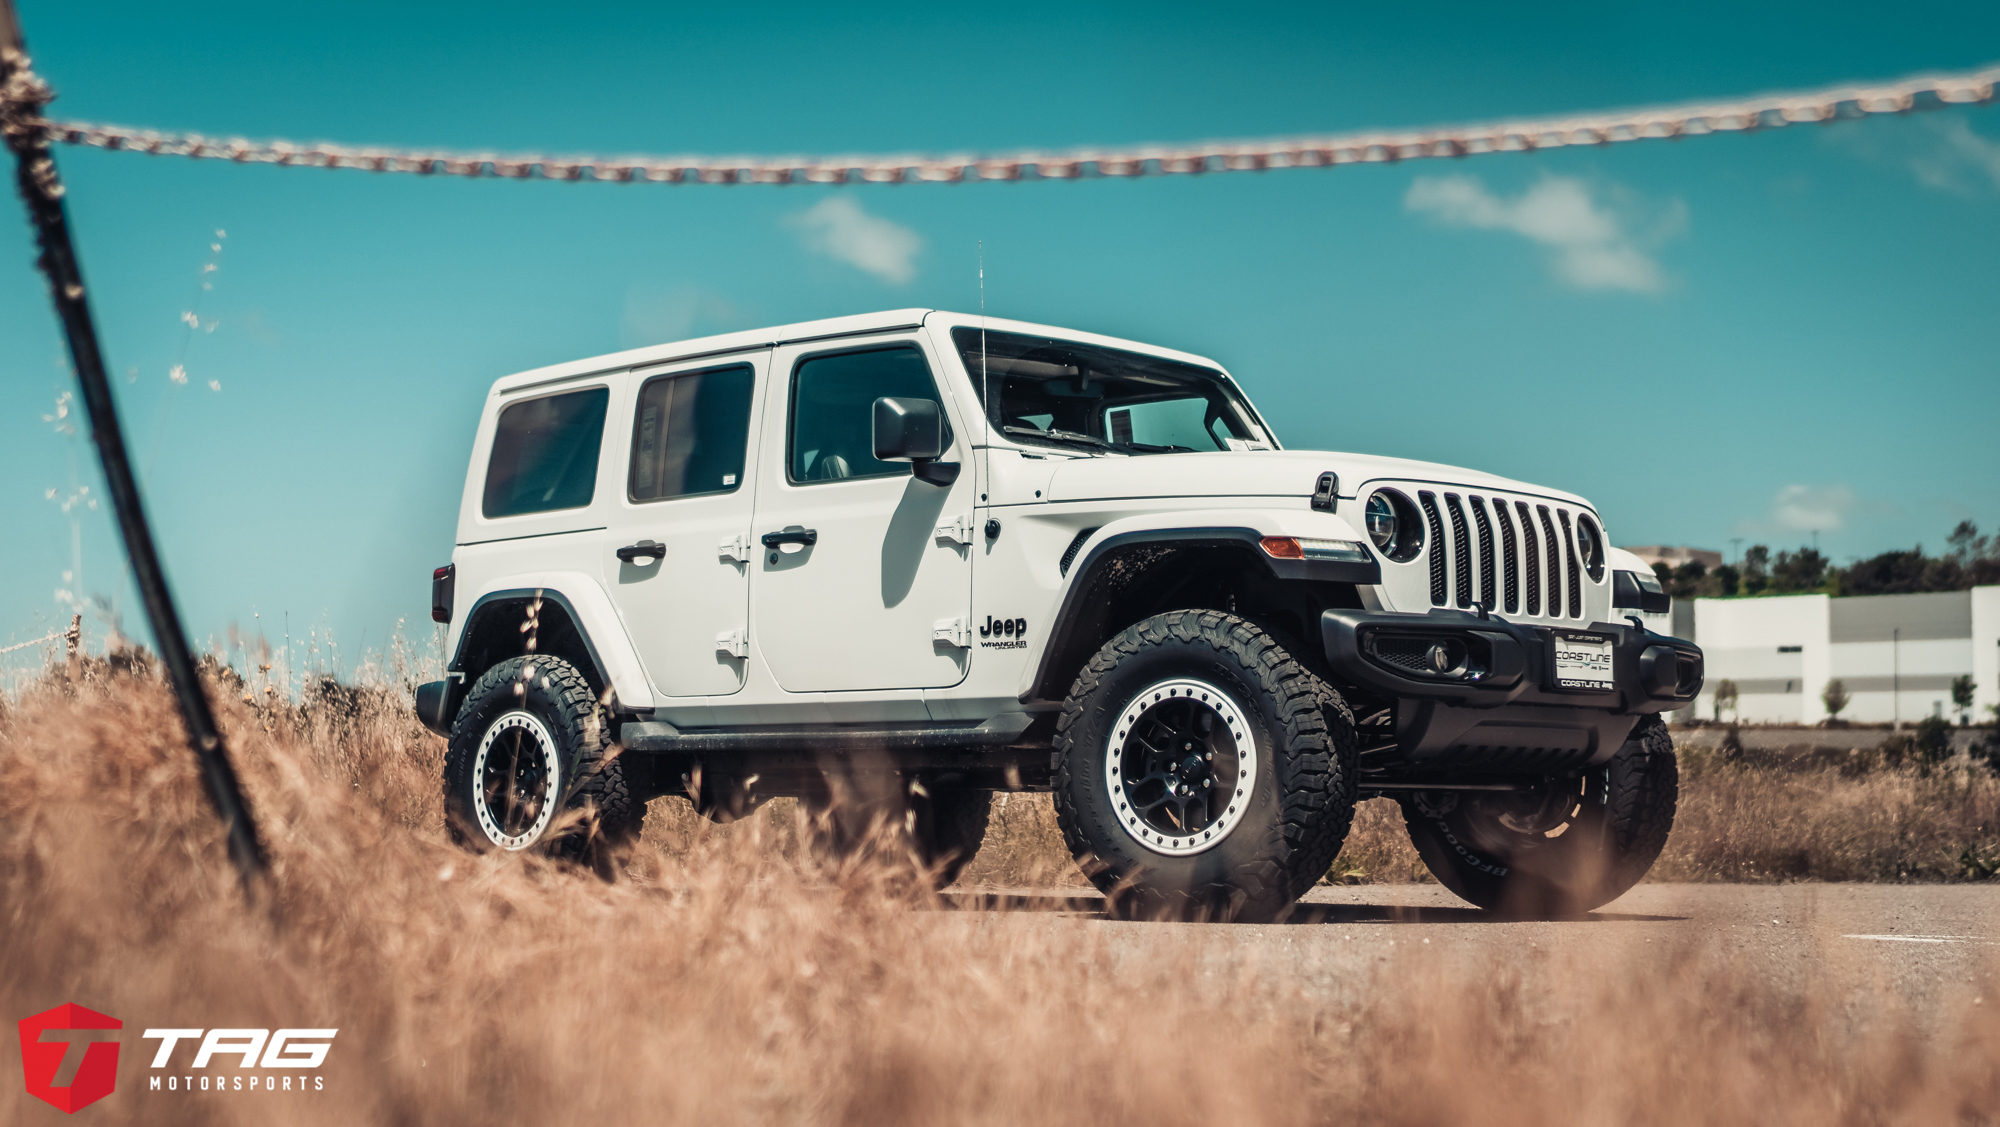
[872,397,943,461]
[872,397,960,486]
[1613,570,1674,616]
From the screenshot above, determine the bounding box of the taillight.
[431,564,455,624]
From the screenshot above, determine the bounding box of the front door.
[751,337,975,693]
[601,353,766,698]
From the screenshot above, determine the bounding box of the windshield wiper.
[1004,425,1114,451]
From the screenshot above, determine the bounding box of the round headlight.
[1364,493,1397,551]
[1577,515,1605,582]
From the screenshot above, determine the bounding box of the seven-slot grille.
[1411,489,1597,620]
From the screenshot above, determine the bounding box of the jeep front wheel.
[443,655,644,867]
[1053,611,1357,922]
[1398,713,1679,917]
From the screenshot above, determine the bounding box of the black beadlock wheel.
[1398,713,1679,917]
[1053,611,1358,922]
[443,655,645,870]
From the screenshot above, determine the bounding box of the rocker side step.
[619,711,1040,754]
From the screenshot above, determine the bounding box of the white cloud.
[1768,485,1859,533]
[1909,117,2000,194]
[1404,174,1679,292]
[786,196,922,284]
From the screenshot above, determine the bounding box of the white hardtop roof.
[485,309,1229,397]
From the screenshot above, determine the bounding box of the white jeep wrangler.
[417,309,1701,919]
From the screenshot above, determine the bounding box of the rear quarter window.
[482,387,609,518]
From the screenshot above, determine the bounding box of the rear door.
[750,336,975,692]
[600,353,766,697]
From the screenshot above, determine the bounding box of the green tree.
[1821,679,1850,726]
[1742,546,1770,595]
[1771,548,1829,593]
[1713,678,1739,723]
[1952,674,1976,726]
[1712,563,1740,597]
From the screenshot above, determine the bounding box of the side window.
[629,364,755,502]
[789,346,949,484]
[482,387,609,518]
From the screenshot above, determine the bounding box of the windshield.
[950,327,1273,455]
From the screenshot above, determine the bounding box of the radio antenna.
[979,240,988,437]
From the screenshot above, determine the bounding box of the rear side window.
[789,347,946,484]
[629,364,755,502]
[482,387,609,518]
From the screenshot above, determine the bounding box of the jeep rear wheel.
[444,655,645,870]
[1053,611,1358,922]
[1398,713,1679,917]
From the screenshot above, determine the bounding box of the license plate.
[1552,632,1615,691]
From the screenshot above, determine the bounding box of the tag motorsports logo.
[17,1004,337,1114]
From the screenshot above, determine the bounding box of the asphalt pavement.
[947,883,2000,1030]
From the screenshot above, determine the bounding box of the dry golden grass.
[3,660,1998,1126]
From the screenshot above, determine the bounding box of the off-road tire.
[806,784,991,889]
[444,655,645,870]
[1399,713,1678,917]
[1053,611,1358,922]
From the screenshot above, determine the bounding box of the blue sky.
[2,1,1997,669]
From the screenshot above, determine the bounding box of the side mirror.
[872,397,960,486]
[1613,570,1674,616]
[872,397,944,461]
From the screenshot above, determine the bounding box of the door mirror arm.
[912,459,960,487]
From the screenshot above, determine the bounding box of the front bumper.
[1320,608,1703,772]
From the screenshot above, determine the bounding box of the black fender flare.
[1020,526,1381,704]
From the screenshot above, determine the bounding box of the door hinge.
[715,629,748,658]
[934,514,975,545]
[717,534,751,563]
[932,617,971,648]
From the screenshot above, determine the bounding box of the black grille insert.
[1558,509,1583,619]
[1517,501,1540,616]
[1469,495,1496,611]
[1444,493,1472,608]
[1418,492,1447,606]
[1495,501,1520,614]
[1537,505,1562,619]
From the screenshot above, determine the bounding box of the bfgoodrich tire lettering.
[1398,713,1678,916]
[444,655,645,866]
[1053,611,1358,922]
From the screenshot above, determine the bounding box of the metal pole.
[1893,627,1901,731]
[0,5,266,888]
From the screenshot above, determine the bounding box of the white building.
[1688,587,2000,725]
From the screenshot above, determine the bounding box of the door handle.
[760,526,818,549]
[616,540,666,563]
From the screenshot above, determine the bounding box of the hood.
[1045,449,1592,510]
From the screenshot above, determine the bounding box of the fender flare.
[447,571,654,711]
[1015,519,1382,704]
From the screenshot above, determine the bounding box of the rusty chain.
[7,63,1995,186]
